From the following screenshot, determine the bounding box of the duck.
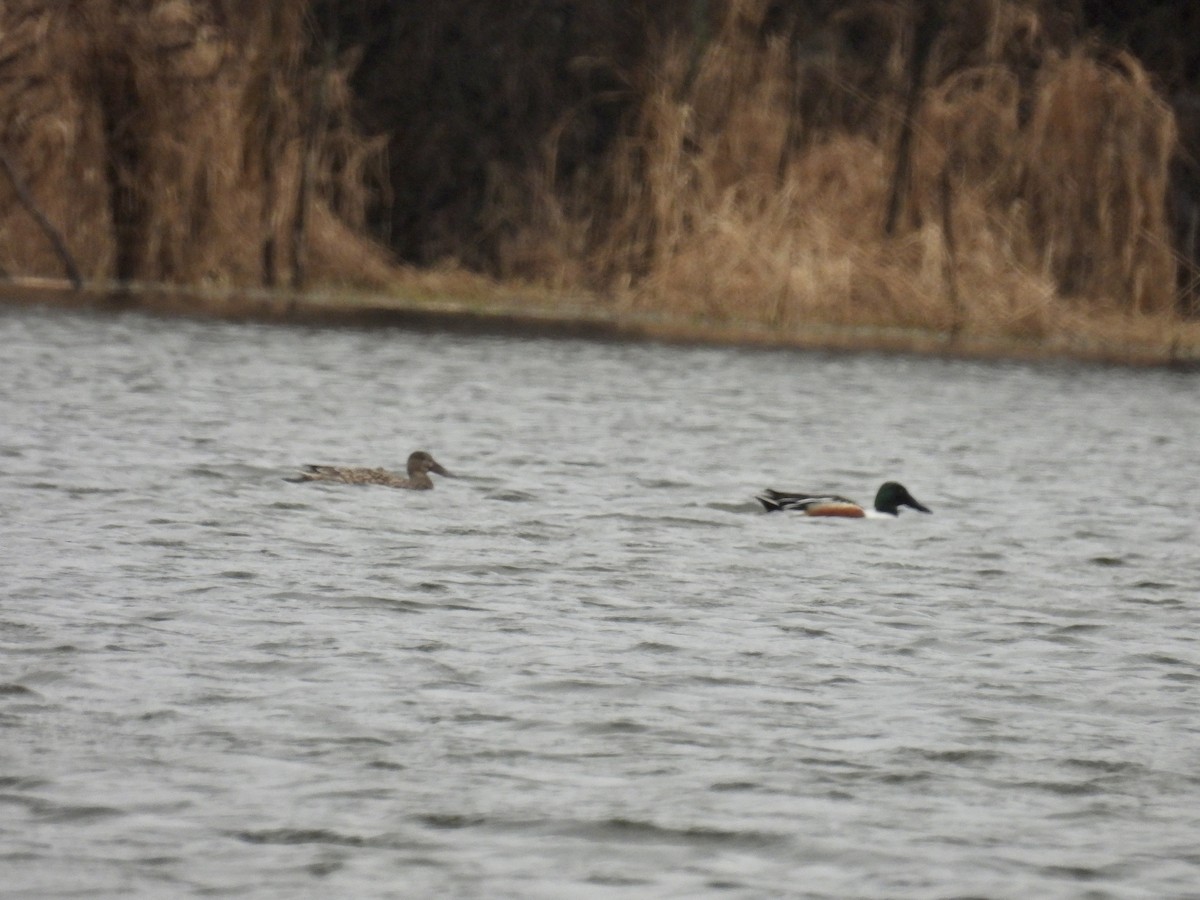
[287,450,451,490]
[755,481,931,517]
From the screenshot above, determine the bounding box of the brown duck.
[288,450,452,490]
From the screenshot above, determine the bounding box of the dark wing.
[285,464,338,483]
[755,489,855,512]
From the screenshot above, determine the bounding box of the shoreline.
[3,276,1198,370]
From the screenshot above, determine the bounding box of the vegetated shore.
[3,2,1200,368]
[4,272,1198,369]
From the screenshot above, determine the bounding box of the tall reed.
[520,0,1180,336]
[0,0,391,292]
[0,0,1188,344]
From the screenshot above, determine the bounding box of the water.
[2,304,1198,899]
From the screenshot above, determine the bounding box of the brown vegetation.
[400,0,1180,336]
[327,0,1198,347]
[1,0,1199,360]
[0,0,391,289]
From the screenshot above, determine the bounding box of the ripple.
[1039,864,1109,881]
[585,873,653,887]
[1012,780,1105,796]
[1124,653,1198,669]
[709,781,761,792]
[580,719,649,735]
[416,813,486,830]
[531,679,620,692]
[11,797,127,823]
[234,828,371,847]
[484,490,537,502]
[5,307,1200,899]
[568,818,789,850]
[918,749,1005,765]
[633,641,679,652]
[1062,757,1140,775]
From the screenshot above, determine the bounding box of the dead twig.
[0,144,83,289]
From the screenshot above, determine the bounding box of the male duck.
[756,481,931,517]
[288,450,452,490]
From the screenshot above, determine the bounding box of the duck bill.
[908,498,931,513]
[430,461,452,477]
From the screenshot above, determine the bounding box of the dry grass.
[0,0,1195,360]
[543,0,1183,343]
[0,0,391,289]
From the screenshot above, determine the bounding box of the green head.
[874,481,931,515]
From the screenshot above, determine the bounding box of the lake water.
[2,304,1198,899]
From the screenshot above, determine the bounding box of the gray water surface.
[2,306,1199,898]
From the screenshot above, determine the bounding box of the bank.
[4,274,1198,370]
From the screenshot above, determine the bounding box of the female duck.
[756,481,930,517]
[289,450,451,490]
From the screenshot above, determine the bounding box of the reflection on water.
[2,305,1198,898]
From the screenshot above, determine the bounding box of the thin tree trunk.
[292,12,336,293]
[940,162,961,335]
[884,0,941,236]
[0,145,83,289]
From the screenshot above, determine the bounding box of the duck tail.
[755,490,784,512]
[284,464,324,483]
